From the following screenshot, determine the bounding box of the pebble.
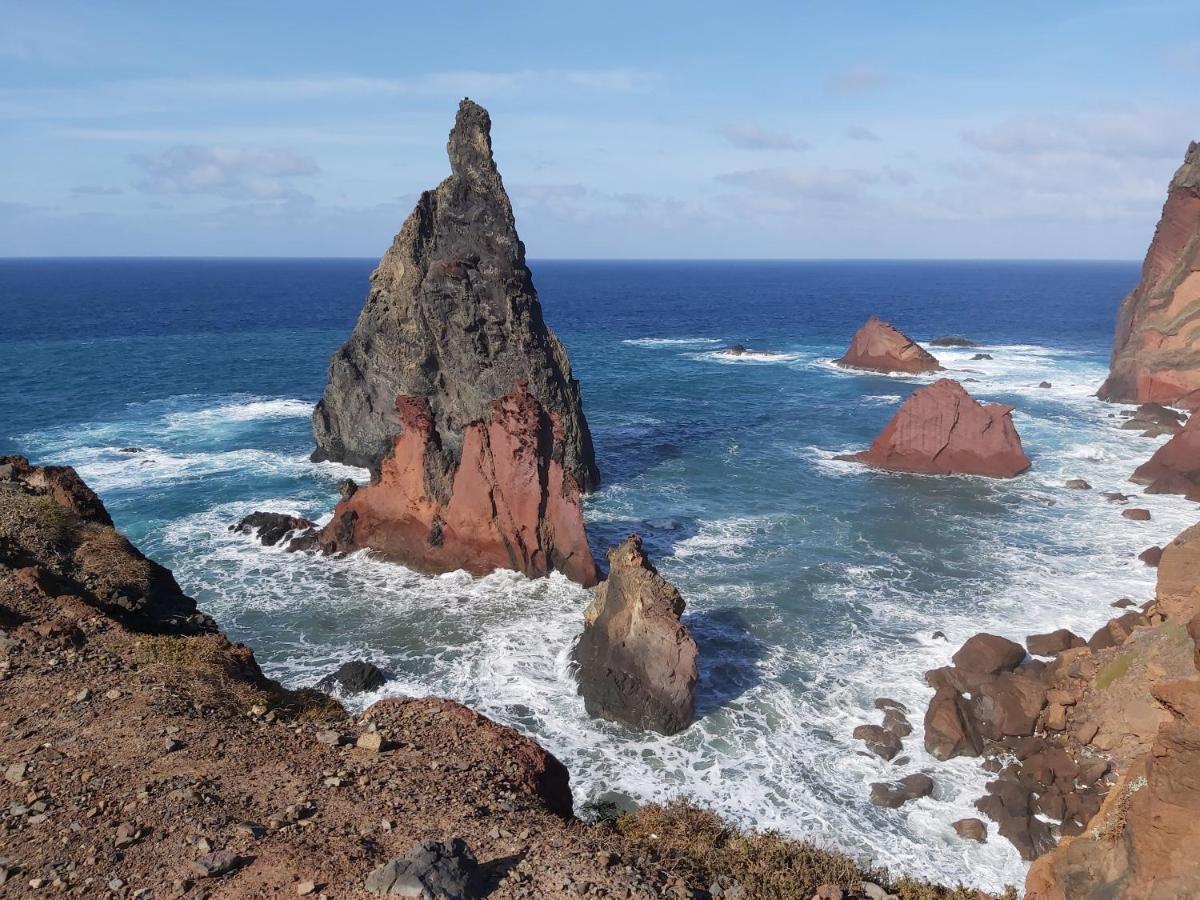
[4,762,27,784]
[164,738,183,753]
[297,881,317,896]
[189,850,242,878]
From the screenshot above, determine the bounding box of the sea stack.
[1099,142,1200,408]
[573,535,699,735]
[836,315,942,374]
[311,100,599,585]
[849,379,1030,477]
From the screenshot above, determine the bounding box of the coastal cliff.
[0,456,981,899]
[310,99,599,584]
[1100,142,1200,408]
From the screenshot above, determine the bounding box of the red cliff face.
[319,385,598,587]
[851,378,1031,478]
[1100,142,1200,409]
[1130,411,1200,499]
[836,315,942,374]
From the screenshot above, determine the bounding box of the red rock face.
[319,385,598,587]
[851,379,1031,478]
[1130,411,1200,499]
[835,315,942,374]
[1100,142,1200,409]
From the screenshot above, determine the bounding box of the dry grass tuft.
[616,800,1001,900]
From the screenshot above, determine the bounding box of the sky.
[1,1,1198,259]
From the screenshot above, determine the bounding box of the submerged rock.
[835,315,942,374]
[869,774,934,809]
[310,99,598,585]
[1120,402,1185,437]
[849,379,1031,478]
[572,535,698,735]
[231,511,317,547]
[1100,142,1200,409]
[929,336,978,347]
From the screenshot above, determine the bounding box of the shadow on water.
[687,607,767,720]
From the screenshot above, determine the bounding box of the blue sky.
[1,1,1197,258]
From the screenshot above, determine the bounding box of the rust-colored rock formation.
[309,99,599,584]
[1130,409,1200,499]
[848,379,1031,477]
[835,315,942,374]
[1100,142,1200,409]
[572,535,698,734]
[320,385,597,586]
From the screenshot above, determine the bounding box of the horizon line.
[0,255,1143,264]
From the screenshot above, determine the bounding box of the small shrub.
[1096,654,1132,690]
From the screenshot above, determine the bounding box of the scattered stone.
[164,738,183,753]
[356,732,386,753]
[364,838,480,898]
[1038,381,1052,388]
[1112,598,1136,609]
[73,688,90,703]
[114,822,140,848]
[1064,479,1091,490]
[315,730,344,747]
[1122,508,1152,521]
[1025,629,1085,657]
[297,881,317,896]
[952,818,987,842]
[972,353,993,360]
[189,850,243,879]
[4,762,27,783]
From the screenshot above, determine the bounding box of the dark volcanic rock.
[572,535,698,735]
[930,336,978,347]
[232,511,317,547]
[849,379,1031,478]
[364,838,480,898]
[852,724,903,760]
[309,100,598,585]
[869,774,934,809]
[318,660,388,695]
[1100,143,1200,409]
[835,315,942,374]
[972,353,994,361]
[1064,479,1091,490]
[1120,402,1185,437]
[1122,507,1152,521]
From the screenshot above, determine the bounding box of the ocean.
[2,258,1192,891]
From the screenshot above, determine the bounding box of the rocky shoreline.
[1,457,992,899]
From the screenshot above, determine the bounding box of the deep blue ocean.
[2,258,1191,889]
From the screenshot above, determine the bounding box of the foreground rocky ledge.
[0,456,981,899]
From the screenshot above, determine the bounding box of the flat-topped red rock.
[836,315,942,374]
[848,378,1031,477]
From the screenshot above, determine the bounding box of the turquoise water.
[2,258,1193,889]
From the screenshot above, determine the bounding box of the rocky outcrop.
[1099,142,1200,409]
[310,99,598,584]
[835,316,942,374]
[319,386,598,586]
[1120,402,1185,437]
[572,535,698,735]
[930,336,978,348]
[318,660,389,695]
[847,379,1031,477]
[232,511,317,547]
[1130,409,1200,499]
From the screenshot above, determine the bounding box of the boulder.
[849,379,1031,477]
[318,660,388,695]
[364,838,480,898]
[953,633,1027,675]
[972,353,994,361]
[572,535,698,735]
[1100,142,1200,409]
[835,316,941,374]
[869,774,934,809]
[952,818,987,842]
[1120,402,1186,437]
[319,388,598,586]
[231,511,317,547]
[924,686,983,760]
[852,724,903,761]
[1131,412,1200,499]
[1026,629,1085,658]
[1121,508,1151,521]
[309,99,598,585]
[1038,381,1052,389]
[1139,545,1164,567]
[1064,479,1091,490]
[970,672,1047,740]
[930,336,978,347]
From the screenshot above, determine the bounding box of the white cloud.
[131,146,320,200]
[844,125,882,142]
[718,124,808,151]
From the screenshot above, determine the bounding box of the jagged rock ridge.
[310,100,599,584]
[312,98,598,495]
[1100,141,1200,408]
